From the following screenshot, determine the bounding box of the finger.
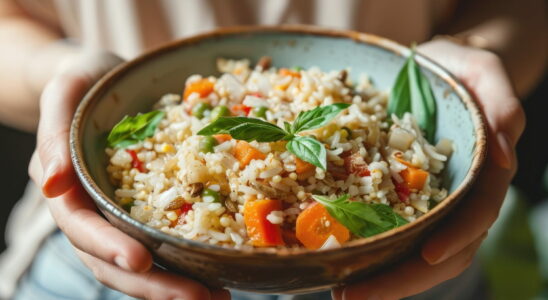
[28,151,42,185]
[343,233,486,300]
[421,157,513,264]
[332,287,344,300]
[37,73,91,197]
[75,249,224,300]
[45,184,153,273]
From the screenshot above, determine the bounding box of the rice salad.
[105,57,453,250]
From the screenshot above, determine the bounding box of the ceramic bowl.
[70,26,486,294]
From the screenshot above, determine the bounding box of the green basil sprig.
[388,49,437,142]
[313,194,408,237]
[107,110,165,148]
[197,103,350,170]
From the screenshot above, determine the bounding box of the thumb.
[38,52,123,197]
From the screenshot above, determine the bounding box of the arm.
[0,0,77,132]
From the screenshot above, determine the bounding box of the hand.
[332,39,526,299]
[28,51,230,300]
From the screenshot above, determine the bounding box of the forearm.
[0,1,75,132]
[441,0,547,97]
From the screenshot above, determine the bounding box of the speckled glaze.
[70,26,487,294]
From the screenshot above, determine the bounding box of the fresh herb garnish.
[388,48,437,142]
[197,103,350,169]
[312,194,408,237]
[107,110,165,148]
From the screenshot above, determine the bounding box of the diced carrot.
[279,68,301,78]
[231,104,252,116]
[400,167,429,190]
[213,134,232,144]
[296,202,350,250]
[295,157,315,175]
[244,199,285,247]
[183,78,214,100]
[233,141,266,169]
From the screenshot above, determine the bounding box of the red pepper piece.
[393,178,410,203]
[126,149,145,173]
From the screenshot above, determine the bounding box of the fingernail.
[42,158,61,196]
[114,256,131,271]
[494,132,512,170]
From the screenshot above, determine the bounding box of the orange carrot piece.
[213,134,232,144]
[295,157,315,175]
[233,141,266,168]
[183,78,214,100]
[296,202,350,250]
[244,199,285,247]
[400,167,429,190]
[279,68,301,78]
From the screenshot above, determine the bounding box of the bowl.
[70,25,487,294]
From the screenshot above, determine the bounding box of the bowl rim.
[70,24,487,258]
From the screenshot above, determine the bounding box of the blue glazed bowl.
[70,26,487,294]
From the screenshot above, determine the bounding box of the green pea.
[199,136,218,153]
[342,126,353,139]
[210,105,230,122]
[253,106,268,119]
[202,188,220,203]
[192,102,212,119]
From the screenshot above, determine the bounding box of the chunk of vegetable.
[183,78,214,100]
[295,157,315,175]
[279,68,301,78]
[296,202,350,250]
[210,105,230,122]
[233,141,266,168]
[231,104,252,116]
[400,166,429,190]
[202,188,220,203]
[126,149,145,172]
[244,199,285,247]
[388,127,415,151]
[199,136,218,153]
[191,102,212,119]
[213,134,232,144]
[252,106,268,119]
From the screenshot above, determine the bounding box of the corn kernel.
[275,84,288,91]
[120,197,133,205]
[160,143,175,153]
[340,129,348,139]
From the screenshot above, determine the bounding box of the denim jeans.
[12,230,486,300]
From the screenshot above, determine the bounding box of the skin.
[1,0,545,299]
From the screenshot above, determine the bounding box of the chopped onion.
[411,198,428,213]
[388,128,415,151]
[435,138,453,157]
[319,235,341,250]
[243,95,269,108]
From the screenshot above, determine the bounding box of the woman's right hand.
[28,51,230,300]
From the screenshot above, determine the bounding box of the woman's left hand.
[333,39,525,300]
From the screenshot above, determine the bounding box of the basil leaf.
[388,49,437,142]
[286,136,326,170]
[407,54,437,142]
[107,110,165,148]
[197,117,288,142]
[291,103,351,133]
[312,194,409,238]
[387,58,411,119]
